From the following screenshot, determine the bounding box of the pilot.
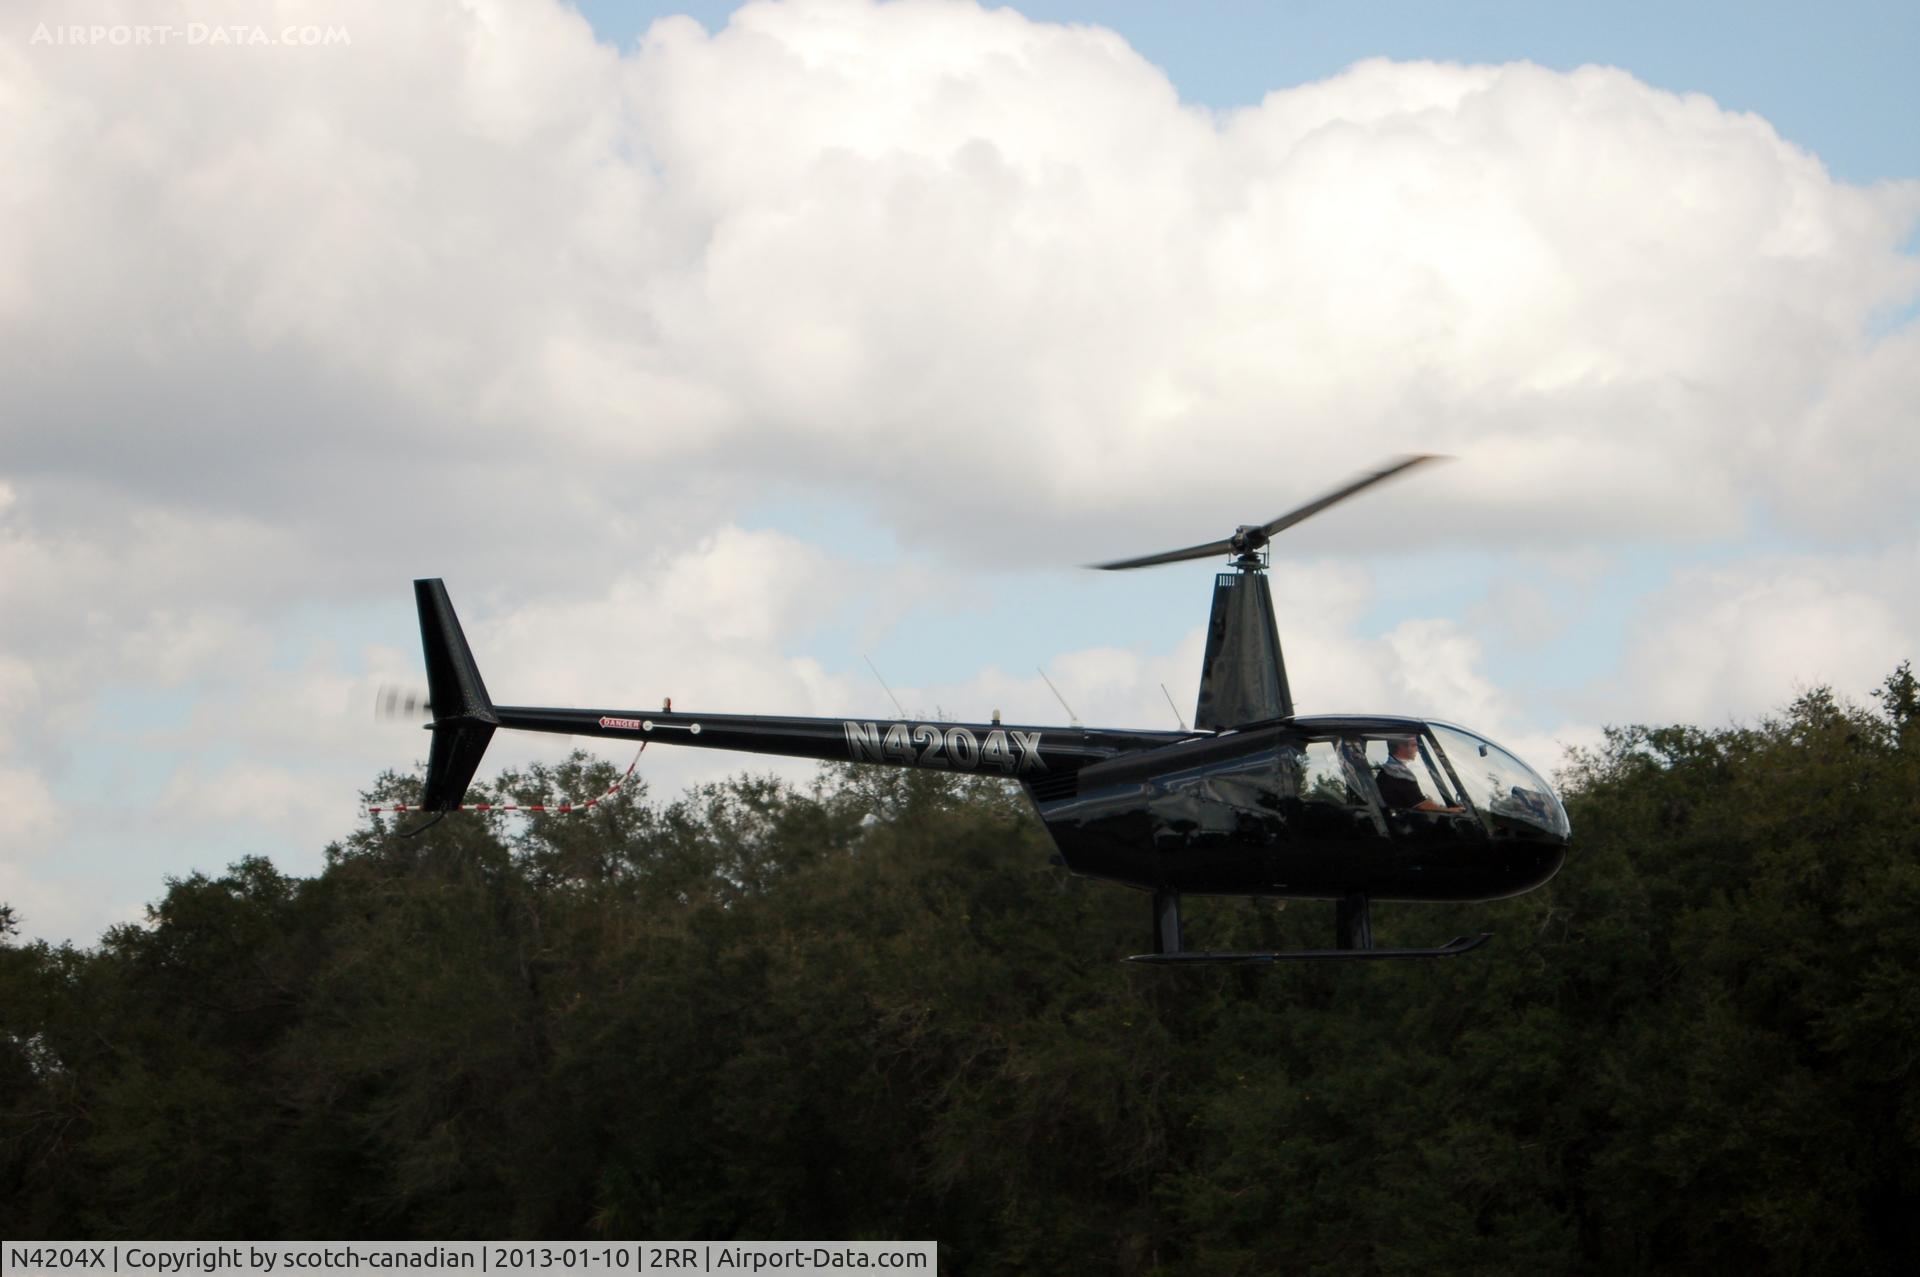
[1376,736,1459,813]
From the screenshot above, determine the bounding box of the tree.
[5,669,1918,1271]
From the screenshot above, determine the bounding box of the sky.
[2,0,1916,945]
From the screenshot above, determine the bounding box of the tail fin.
[414,579,498,810]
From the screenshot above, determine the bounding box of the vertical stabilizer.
[415,579,498,810]
[1193,570,1292,730]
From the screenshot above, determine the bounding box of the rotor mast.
[1091,455,1447,732]
[1194,535,1290,730]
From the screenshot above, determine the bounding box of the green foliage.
[3,669,1919,1272]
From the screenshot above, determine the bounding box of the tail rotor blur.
[374,684,432,723]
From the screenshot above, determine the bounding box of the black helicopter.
[402,456,1569,963]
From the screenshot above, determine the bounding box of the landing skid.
[1129,890,1491,965]
[1128,933,1490,964]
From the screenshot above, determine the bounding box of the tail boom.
[492,704,1179,778]
[407,580,1187,809]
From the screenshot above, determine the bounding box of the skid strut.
[1130,890,1490,965]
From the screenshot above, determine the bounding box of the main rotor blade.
[1089,454,1449,571]
[1258,453,1447,541]
[1090,536,1237,572]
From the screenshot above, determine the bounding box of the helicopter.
[400,455,1569,964]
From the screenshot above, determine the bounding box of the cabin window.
[1276,738,1391,837]
[1427,724,1570,837]
[1362,735,1461,811]
[1294,739,1365,806]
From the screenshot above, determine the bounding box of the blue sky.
[581,1,1920,181]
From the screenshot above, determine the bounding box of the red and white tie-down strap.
[366,743,647,817]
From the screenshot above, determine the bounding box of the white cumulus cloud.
[0,0,1914,940]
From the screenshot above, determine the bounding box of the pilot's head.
[1389,736,1419,760]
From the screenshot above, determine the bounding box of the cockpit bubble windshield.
[1427,724,1570,839]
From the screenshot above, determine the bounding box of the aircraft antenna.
[1160,682,1190,732]
[1037,666,1082,727]
[863,654,908,719]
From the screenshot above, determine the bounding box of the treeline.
[4,669,1919,1273]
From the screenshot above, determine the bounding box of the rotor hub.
[1227,524,1268,553]
[1228,526,1269,571]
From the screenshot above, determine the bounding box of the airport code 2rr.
[842,722,1046,772]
